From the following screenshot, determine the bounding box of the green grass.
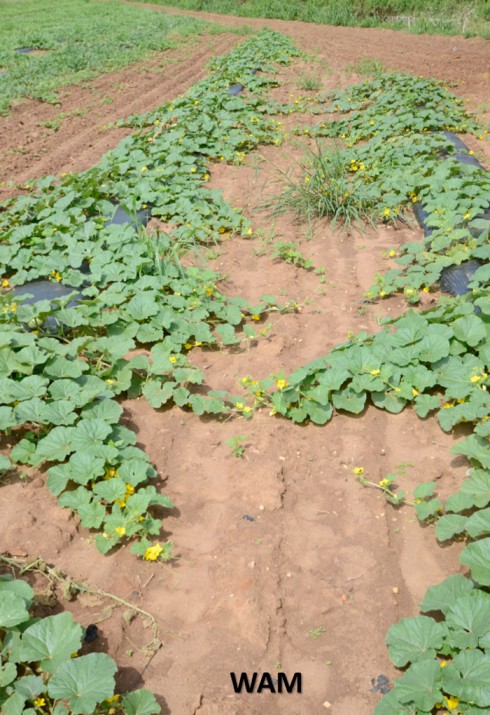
[130,0,490,38]
[0,0,226,114]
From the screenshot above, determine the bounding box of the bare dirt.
[1,6,489,714]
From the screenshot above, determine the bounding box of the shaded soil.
[1,8,489,715]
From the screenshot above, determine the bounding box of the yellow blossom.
[383,208,391,217]
[353,467,364,475]
[34,697,46,707]
[169,356,177,364]
[464,211,471,220]
[144,543,163,561]
[251,314,261,321]
[276,379,288,390]
[141,166,148,172]
[243,406,252,414]
[446,695,460,710]
[440,660,448,667]
[412,388,419,397]
[379,479,390,488]
[115,526,126,537]
[190,167,196,173]
[247,228,253,235]
[304,176,310,183]
[370,369,381,376]
[184,343,192,350]
[471,372,487,383]
[388,250,396,257]
[106,695,121,703]
[235,402,244,410]
[125,484,134,495]
[443,402,454,409]
[2,279,9,288]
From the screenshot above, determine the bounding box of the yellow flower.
[154,119,160,125]
[243,406,252,414]
[422,286,429,292]
[115,526,126,537]
[194,100,199,106]
[205,287,214,296]
[251,314,261,321]
[190,167,196,173]
[469,150,474,155]
[144,543,163,561]
[104,467,119,479]
[344,191,350,198]
[247,228,253,235]
[379,290,386,297]
[412,388,419,397]
[194,341,202,347]
[276,379,288,390]
[184,343,192,350]
[440,660,448,668]
[464,211,471,220]
[304,176,310,183]
[446,695,460,710]
[169,356,177,364]
[383,208,391,217]
[106,695,121,703]
[34,697,46,707]
[353,467,364,475]
[370,369,381,376]
[141,166,148,172]
[388,250,396,258]
[471,372,487,383]
[203,173,210,180]
[379,479,390,488]
[443,402,454,409]
[370,120,375,125]
[125,484,134,495]
[1,279,9,288]
[235,402,244,410]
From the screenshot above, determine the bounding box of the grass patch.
[0,0,228,114]
[130,0,490,38]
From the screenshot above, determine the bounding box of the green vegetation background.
[132,0,490,37]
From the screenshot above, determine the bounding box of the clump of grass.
[346,57,386,76]
[297,71,321,92]
[265,143,375,233]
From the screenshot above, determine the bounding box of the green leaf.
[442,650,490,707]
[466,508,490,539]
[446,469,490,512]
[13,674,44,698]
[461,538,490,586]
[435,513,468,541]
[122,689,161,715]
[71,419,113,451]
[216,323,239,345]
[1,693,25,715]
[373,689,416,715]
[332,388,366,414]
[47,652,117,714]
[33,427,75,465]
[413,482,436,500]
[18,612,83,673]
[386,615,445,667]
[414,498,442,521]
[0,591,30,628]
[93,478,126,503]
[453,314,487,347]
[446,591,490,649]
[394,659,442,712]
[452,436,490,469]
[125,292,159,321]
[142,380,174,408]
[0,577,33,604]
[414,394,440,418]
[421,574,474,615]
[68,453,106,486]
[0,662,17,688]
[81,399,124,424]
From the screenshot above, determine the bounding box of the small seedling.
[225,435,248,458]
[309,626,326,639]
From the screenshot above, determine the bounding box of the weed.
[297,71,321,92]
[265,142,376,232]
[309,626,326,639]
[346,57,385,76]
[225,435,248,458]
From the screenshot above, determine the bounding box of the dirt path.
[1,9,488,715]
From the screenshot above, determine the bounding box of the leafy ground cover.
[1,16,490,715]
[0,575,159,715]
[0,0,226,115]
[132,0,490,37]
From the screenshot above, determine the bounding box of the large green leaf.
[0,591,30,628]
[452,436,490,470]
[466,508,490,539]
[442,650,490,707]
[122,689,161,715]
[446,592,490,649]
[435,514,468,542]
[0,662,17,687]
[386,616,445,667]
[47,652,117,714]
[394,659,442,712]
[452,314,487,347]
[420,574,474,615]
[461,539,490,586]
[18,612,83,672]
[33,426,76,465]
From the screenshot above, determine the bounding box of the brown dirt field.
[1,7,489,715]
